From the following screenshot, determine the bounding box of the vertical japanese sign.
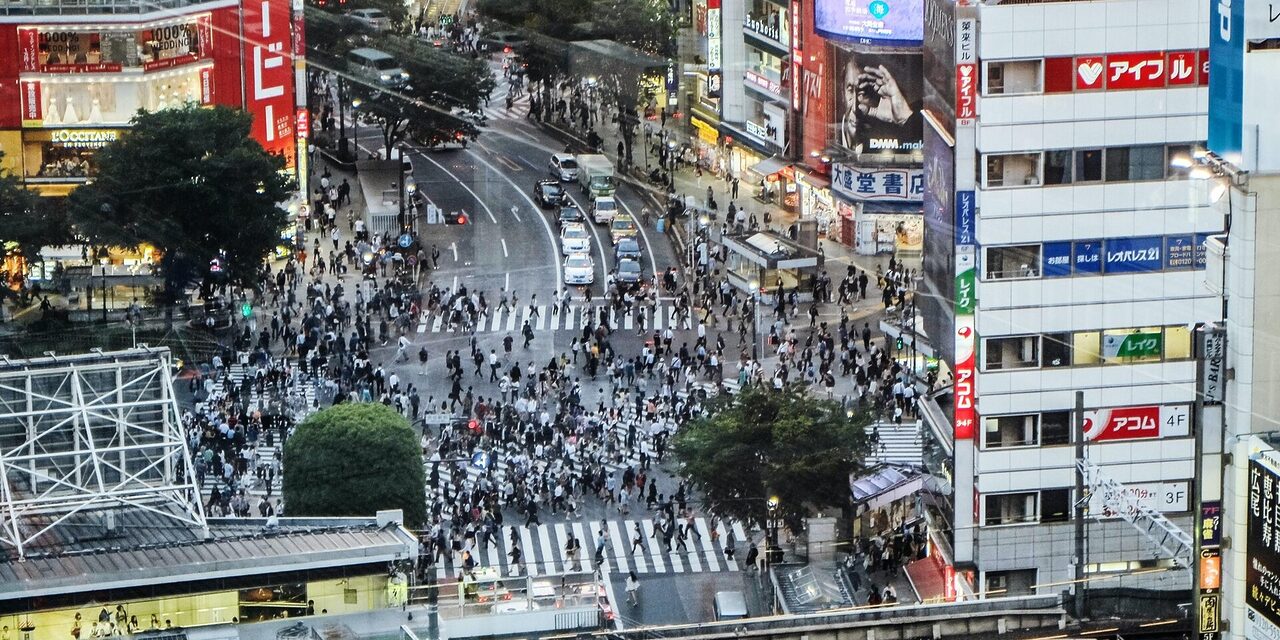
[955,18,976,122]
[17,28,39,72]
[1246,455,1280,640]
[1207,0,1243,158]
[20,81,42,125]
[242,0,296,167]
[953,189,976,440]
[790,0,802,110]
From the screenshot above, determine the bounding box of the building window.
[1041,411,1071,446]
[984,492,1037,526]
[1106,145,1165,182]
[1073,331,1101,365]
[985,60,1042,95]
[985,153,1041,188]
[1043,150,1072,185]
[985,569,1038,597]
[1167,144,1193,178]
[984,336,1040,371]
[1075,148,1103,182]
[984,245,1041,279]
[1040,489,1071,523]
[983,414,1039,448]
[1042,332,1071,367]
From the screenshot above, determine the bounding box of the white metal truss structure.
[0,348,206,559]
[1077,458,1193,566]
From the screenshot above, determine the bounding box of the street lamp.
[96,247,109,322]
[748,277,762,361]
[351,98,363,158]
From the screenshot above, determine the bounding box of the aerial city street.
[0,0,1276,639]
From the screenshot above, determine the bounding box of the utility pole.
[1073,390,1087,620]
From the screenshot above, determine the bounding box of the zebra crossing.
[415,303,692,334]
[866,420,924,466]
[427,517,752,579]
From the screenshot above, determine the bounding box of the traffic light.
[446,210,469,225]
[241,302,252,318]
[895,335,905,351]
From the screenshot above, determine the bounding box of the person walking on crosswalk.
[630,522,646,555]
[594,524,610,567]
[522,321,534,348]
[565,535,582,572]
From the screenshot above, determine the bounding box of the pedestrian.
[625,571,640,605]
[745,542,759,570]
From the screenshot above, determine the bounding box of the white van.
[713,591,747,621]
[591,195,617,224]
[347,48,408,87]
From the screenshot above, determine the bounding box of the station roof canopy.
[0,506,417,601]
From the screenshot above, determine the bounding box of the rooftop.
[0,506,417,600]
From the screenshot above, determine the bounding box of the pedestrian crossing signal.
[241,302,252,318]
[895,336,905,350]
[447,211,469,225]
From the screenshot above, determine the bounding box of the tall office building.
[918,0,1221,597]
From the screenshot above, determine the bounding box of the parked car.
[563,253,595,285]
[560,223,591,255]
[534,180,566,208]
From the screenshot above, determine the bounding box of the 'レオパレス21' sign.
[1044,49,1209,93]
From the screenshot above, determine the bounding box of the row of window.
[983,325,1192,371]
[984,234,1211,280]
[984,143,1194,188]
[985,489,1071,526]
[984,412,1072,449]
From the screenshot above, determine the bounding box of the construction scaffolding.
[0,347,206,560]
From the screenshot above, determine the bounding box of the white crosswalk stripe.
[866,420,925,466]
[415,304,684,334]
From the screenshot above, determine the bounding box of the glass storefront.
[744,0,789,47]
[798,176,834,235]
[744,46,784,92]
[30,65,211,128]
[21,128,124,180]
[22,17,210,74]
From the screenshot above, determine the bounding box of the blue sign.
[398,233,413,248]
[1207,0,1245,157]
[1104,236,1164,274]
[1042,242,1073,278]
[955,190,975,247]
[1165,235,1196,270]
[470,451,491,469]
[815,0,924,46]
[1074,241,1103,274]
[1195,233,1214,269]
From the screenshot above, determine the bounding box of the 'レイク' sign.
[1045,49,1209,92]
[241,0,296,164]
[1083,404,1190,441]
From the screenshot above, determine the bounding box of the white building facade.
[933,0,1222,596]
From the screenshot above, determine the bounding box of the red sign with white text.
[241,0,296,166]
[956,63,977,119]
[18,28,39,72]
[953,323,976,439]
[1083,404,1189,441]
[1047,49,1209,93]
[296,107,310,138]
[20,81,41,122]
[199,67,213,104]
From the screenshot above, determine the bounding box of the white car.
[563,253,594,285]
[349,8,391,31]
[591,196,617,224]
[560,222,591,255]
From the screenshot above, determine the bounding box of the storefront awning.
[905,553,954,603]
[849,464,924,511]
[748,155,789,177]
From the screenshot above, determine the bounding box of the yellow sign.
[1199,593,1220,633]
[48,129,120,149]
[690,116,719,144]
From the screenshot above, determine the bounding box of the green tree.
[68,106,292,324]
[348,36,494,156]
[673,385,872,530]
[593,0,677,58]
[0,152,70,266]
[283,403,427,527]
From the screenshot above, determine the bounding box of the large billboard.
[830,47,923,155]
[921,0,954,132]
[1207,0,1244,158]
[242,0,297,167]
[920,121,954,367]
[1247,455,1280,639]
[815,0,923,47]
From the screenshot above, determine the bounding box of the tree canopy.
[67,106,292,307]
[0,152,70,265]
[673,385,873,530]
[283,403,427,528]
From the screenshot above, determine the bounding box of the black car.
[534,180,565,208]
[615,236,642,261]
[615,258,646,291]
[557,205,585,228]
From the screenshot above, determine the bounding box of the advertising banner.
[18,28,40,72]
[1045,49,1210,93]
[921,0,955,125]
[830,48,923,154]
[1089,480,1189,519]
[1207,0,1244,158]
[920,124,954,366]
[1082,404,1189,441]
[1073,240,1103,274]
[815,0,924,47]
[1043,241,1072,277]
[20,81,42,125]
[241,0,297,166]
[832,164,924,201]
[1247,457,1280,635]
[953,189,974,245]
[952,185,977,441]
[1104,236,1164,273]
[953,320,975,440]
[1101,331,1162,359]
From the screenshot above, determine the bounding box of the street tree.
[673,384,873,531]
[283,403,427,528]
[0,152,70,268]
[68,106,292,323]
[347,36,494,157]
